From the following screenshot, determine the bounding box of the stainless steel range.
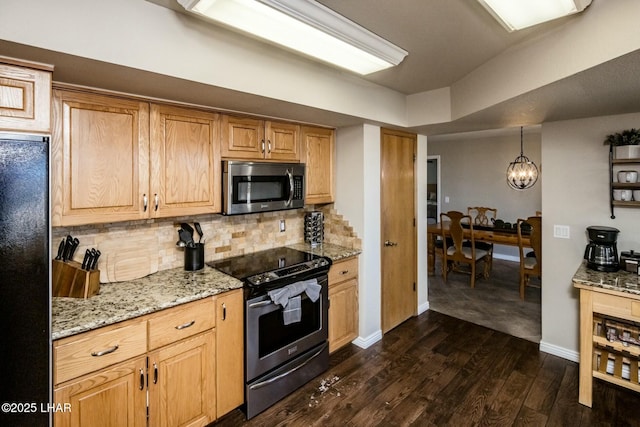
[208,247,331,419]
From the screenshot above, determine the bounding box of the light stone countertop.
[52,266,242,341]
[287,242,361,262]
[52,242,360,341]
[572,261,640,296]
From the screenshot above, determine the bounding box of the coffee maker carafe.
[584,226,620,272]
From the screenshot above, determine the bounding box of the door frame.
[427,155,442,223]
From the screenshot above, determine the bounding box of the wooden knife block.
[52,259,100,298]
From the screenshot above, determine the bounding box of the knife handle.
[62,235,74,261]
[90,250,101,270]
[55,239,65,260]
[81,249,91,270]
[68,238,80,260]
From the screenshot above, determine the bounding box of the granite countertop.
[572,261,640,296]
[52,266,242,341]
[52,242,360,341]
[287,242,362,261]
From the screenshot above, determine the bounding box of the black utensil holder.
[184,243,204,271]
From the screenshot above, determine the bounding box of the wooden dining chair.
[440,211,491,288]
[517,216,542,300]
[467,207,497,272]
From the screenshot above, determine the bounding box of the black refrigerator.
[0,132,51,426]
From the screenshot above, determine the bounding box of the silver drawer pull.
[175,320,195,330]
[91,345,119,357]
[340,270,349,275]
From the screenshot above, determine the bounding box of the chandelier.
[506,127,539,190]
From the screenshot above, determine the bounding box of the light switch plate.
[279,219,286,232]
[553,225,570,239]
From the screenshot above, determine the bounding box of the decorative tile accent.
[52,205,361,274]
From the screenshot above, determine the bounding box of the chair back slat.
[468,207,497,226]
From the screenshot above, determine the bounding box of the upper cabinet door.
[51,90,150,226]
[302,126,335,204]
[220,115,265,159]
[0,59,52,134]
[265,122,300,161]
[149,104,220,217]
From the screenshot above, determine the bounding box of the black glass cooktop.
[207,247,321,282]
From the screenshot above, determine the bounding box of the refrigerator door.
[0,133,50,426]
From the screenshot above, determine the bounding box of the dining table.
[427,221,531,275]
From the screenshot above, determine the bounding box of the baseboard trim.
[418,300,430,315]
[539,340,579,363]
[352,330,383,349]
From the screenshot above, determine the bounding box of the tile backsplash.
[53,205,361,275]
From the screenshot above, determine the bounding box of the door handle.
[384,240,398,247]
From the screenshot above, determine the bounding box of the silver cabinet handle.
[222,302,227,321]
[340,270,349,275]
[261,139,265,153]
[91,344,119,357]
[267,140,272,153]
[384,240,398,247]
[154,193,159,211]
[175,320,195,330]
[153,363,158,384]
[143,194,148,212]
[139,368,145,390]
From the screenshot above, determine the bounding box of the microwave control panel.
[293,176,303,200]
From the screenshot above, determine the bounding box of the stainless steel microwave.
[222,161,305,215]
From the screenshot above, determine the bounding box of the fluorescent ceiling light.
[178,0,408,75]
[478,0,592,32]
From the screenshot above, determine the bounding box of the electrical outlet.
[444,196,450,203]
[553,225,570,239]
[279,219,286,232]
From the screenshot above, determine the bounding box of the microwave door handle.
[285,169,293,206]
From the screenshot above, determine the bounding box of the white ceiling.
[3,0,640,137]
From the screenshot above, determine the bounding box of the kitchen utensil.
[55,239,65,260]
[90,250,101,270]
[62,235,74,261]
[194,222,203,243]
[617,170,638,183]
[81,249,91,270]
[180,223,194,239]
[68,237,80,260]
[178,228,195,248]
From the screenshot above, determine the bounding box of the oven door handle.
[249,300,275,308]
[248,342,328,390]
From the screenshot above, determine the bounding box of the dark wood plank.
[211,311,640,427]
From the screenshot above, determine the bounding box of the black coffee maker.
[584,226,620,272]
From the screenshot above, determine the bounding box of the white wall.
[540,113,640,359]
[335,125,429,346]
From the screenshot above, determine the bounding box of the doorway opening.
[427,156,440,224]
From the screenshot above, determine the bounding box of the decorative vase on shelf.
[604,128,640,159]
[615,145,640,159]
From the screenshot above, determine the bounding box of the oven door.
[245,274,328,382]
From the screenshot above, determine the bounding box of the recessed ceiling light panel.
[178,0,408,75]
[478,0,592,32]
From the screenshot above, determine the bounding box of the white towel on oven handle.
[268,278,320,308]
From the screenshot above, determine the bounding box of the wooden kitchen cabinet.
[148,331,216,427]
[51,89,150,226]
[302,126,335,204]
[150,104,221,217]
[221,115,301,161]
[328,257,359,353]
[53,294,243,426]
[0,56,53,134]
[215,289,244,417]
[53,356,147,427]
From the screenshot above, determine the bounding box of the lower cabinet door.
[328,278,359,353]
[148,330,216,427]
[53,357,147,427]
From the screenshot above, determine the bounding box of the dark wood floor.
[212,311,640,427]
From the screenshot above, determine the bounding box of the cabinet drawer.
[593,292,640,323]
[329,257,359,285]
[54,320,147,385]
[148,298,215,350]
